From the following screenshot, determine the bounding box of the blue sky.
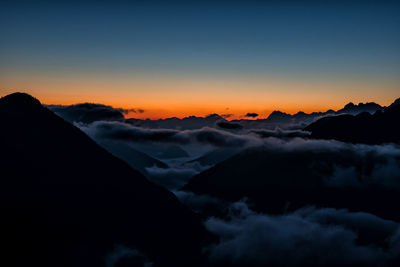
[1,0,399,117]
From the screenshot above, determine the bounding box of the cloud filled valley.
[70,96,400,265]
[1,93,400,266]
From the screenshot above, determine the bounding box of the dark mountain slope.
[0,93,210,267]
[182,146,400,221]
[305,98,400,144]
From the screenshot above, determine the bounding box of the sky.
[1,0,399,119]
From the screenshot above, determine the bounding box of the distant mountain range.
[49,100,385,130]
[305,98,400,144]
[0,93,211,267]
[126,101,384,130]
[234,101,385,128]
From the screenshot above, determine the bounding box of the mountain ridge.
[0,92,211,267]
[305,98,400,144]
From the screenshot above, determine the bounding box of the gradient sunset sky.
[1,0,399,119]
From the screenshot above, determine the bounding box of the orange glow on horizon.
[1,71,399,120]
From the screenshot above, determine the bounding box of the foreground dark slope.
[305,98,400,144]
[182,146,400,221]
[0,93,209,267]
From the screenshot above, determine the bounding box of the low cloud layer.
[78,119,400,193]
[268,139,400,189]
[79,121,312,149]
[205,201,400,266]
[80,121,262,148]
[261,136,400,157]
[145,162,208,190]
[325,159,400,190]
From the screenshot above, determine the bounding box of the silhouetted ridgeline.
[305,98,400,144]
[48,99,385,131]
[0,93,211,267]
[124,100,383,130]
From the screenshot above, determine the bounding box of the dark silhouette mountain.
[265,110,296,123]
[337,101,384,115]
[305,98,400,144]
[388,98,400,109]
[182,146,400,221]
[264,101,383,126]
[0,93,211,267]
